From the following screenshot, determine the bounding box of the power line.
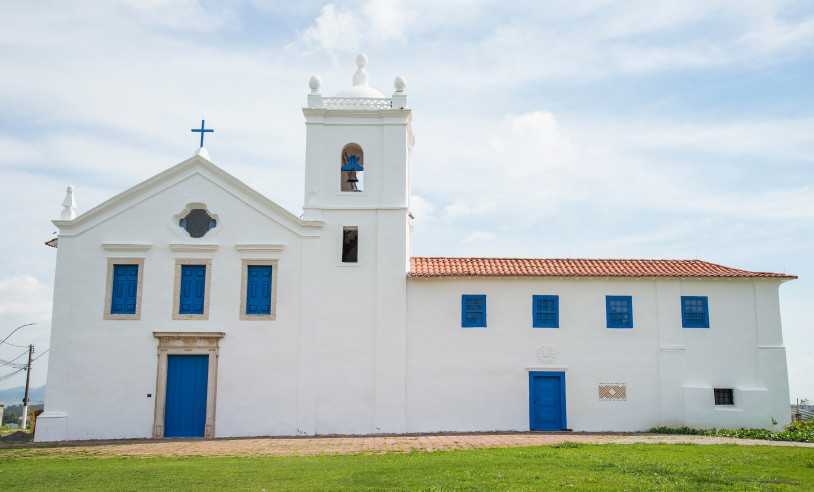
[0,350,29,369]
[2,340,29,348]
[0,367,25,383]
[0,348,48,384]
[0,230,57,253]
[31,348,49,363]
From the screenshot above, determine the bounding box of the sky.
[0,0,812,402]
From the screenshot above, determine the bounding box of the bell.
[346,170,359,183]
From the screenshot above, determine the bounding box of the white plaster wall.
[41,103,414,440]
[41,171,312,440]
[301,107,412,434]
[405,277,790,432]
[301,109,411,219]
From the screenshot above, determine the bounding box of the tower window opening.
[340,144,364,192]
[342,228,358,263]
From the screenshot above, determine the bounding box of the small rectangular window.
[179,265,206,314]
[246,265,272,315]
[682,296,709,328]
[462,295,486,327]
[606,296,632,328]
[533,295,559,328]
[714,388,734,406]
[111,264,139,314]
[342,228,358,263]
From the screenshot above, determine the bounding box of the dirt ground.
[0,432,811,458]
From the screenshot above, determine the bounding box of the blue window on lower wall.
[179,265,206,314]
[111,264,138,314]
[246,265,272,315]
[606,296,632,328]
[681,296,709,328]
[533,295,559,328]
[462,295,486,327]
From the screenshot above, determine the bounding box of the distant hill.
[0,385,45,405]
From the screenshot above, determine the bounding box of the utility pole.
[20,344,33,429]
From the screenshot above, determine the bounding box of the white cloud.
[363,0,411,43]
[409,194,435,219]
[0,137,42,165]
[299,1,413,60]
[115,0,238,32]
[0,275,52,321]
[300,4,363,60]
[489,111,576,178]
[462,231,496,244]
[443,200,497,221]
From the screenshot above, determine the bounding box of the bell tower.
[299,54,414,434]
[302,53,413,220]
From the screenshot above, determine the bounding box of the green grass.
[0,444,812,490]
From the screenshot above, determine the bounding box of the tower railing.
[322,97,393,110]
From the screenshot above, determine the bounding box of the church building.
[36,55,794,441]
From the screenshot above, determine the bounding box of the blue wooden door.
[530,372,566,431]
[164,355,209,438]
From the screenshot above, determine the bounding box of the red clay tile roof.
[409,257,796,279]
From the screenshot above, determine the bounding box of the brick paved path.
[1,433,619,458]
[1,432,811,458]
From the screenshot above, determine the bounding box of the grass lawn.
[0,443,812,490]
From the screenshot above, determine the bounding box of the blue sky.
[1,1,812,402]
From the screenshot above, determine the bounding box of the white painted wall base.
[34,411,67,442]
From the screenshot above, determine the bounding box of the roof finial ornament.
[309,75,323,94]
[392,75,408,109]
[394,75,407,93]
[61,185,76,220]
[352,53,370,87]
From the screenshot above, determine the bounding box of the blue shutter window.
[111,264,138,314]
[681,296,709,328]
[606,296,632,328]
[246,265,272,315]
[533,295,559,328]
[461,295,486,327]
[179,265,206,314]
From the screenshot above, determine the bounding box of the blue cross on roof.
[191,119,214,147]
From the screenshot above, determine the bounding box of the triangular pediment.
[53,154,322,237]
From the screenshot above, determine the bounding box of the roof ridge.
[410,256,710,262]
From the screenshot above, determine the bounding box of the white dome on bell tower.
[333,53,386,98]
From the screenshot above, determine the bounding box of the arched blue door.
[164,355,209,438]
[529,372,567,431]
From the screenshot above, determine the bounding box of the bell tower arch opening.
[340,143,364,192]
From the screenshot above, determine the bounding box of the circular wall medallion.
[536,345,556,364]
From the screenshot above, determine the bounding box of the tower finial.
[61,185,76,220]
[352,53,370,87]
[309,75,323,94]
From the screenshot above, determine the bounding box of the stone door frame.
[152,332,224,438]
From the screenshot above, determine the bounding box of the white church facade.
[36,56,795,441]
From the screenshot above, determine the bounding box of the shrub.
[649,419,814,443]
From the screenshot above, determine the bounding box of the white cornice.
[235,244,285,254]
[170,244,219,252]
[101,243,153,252]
